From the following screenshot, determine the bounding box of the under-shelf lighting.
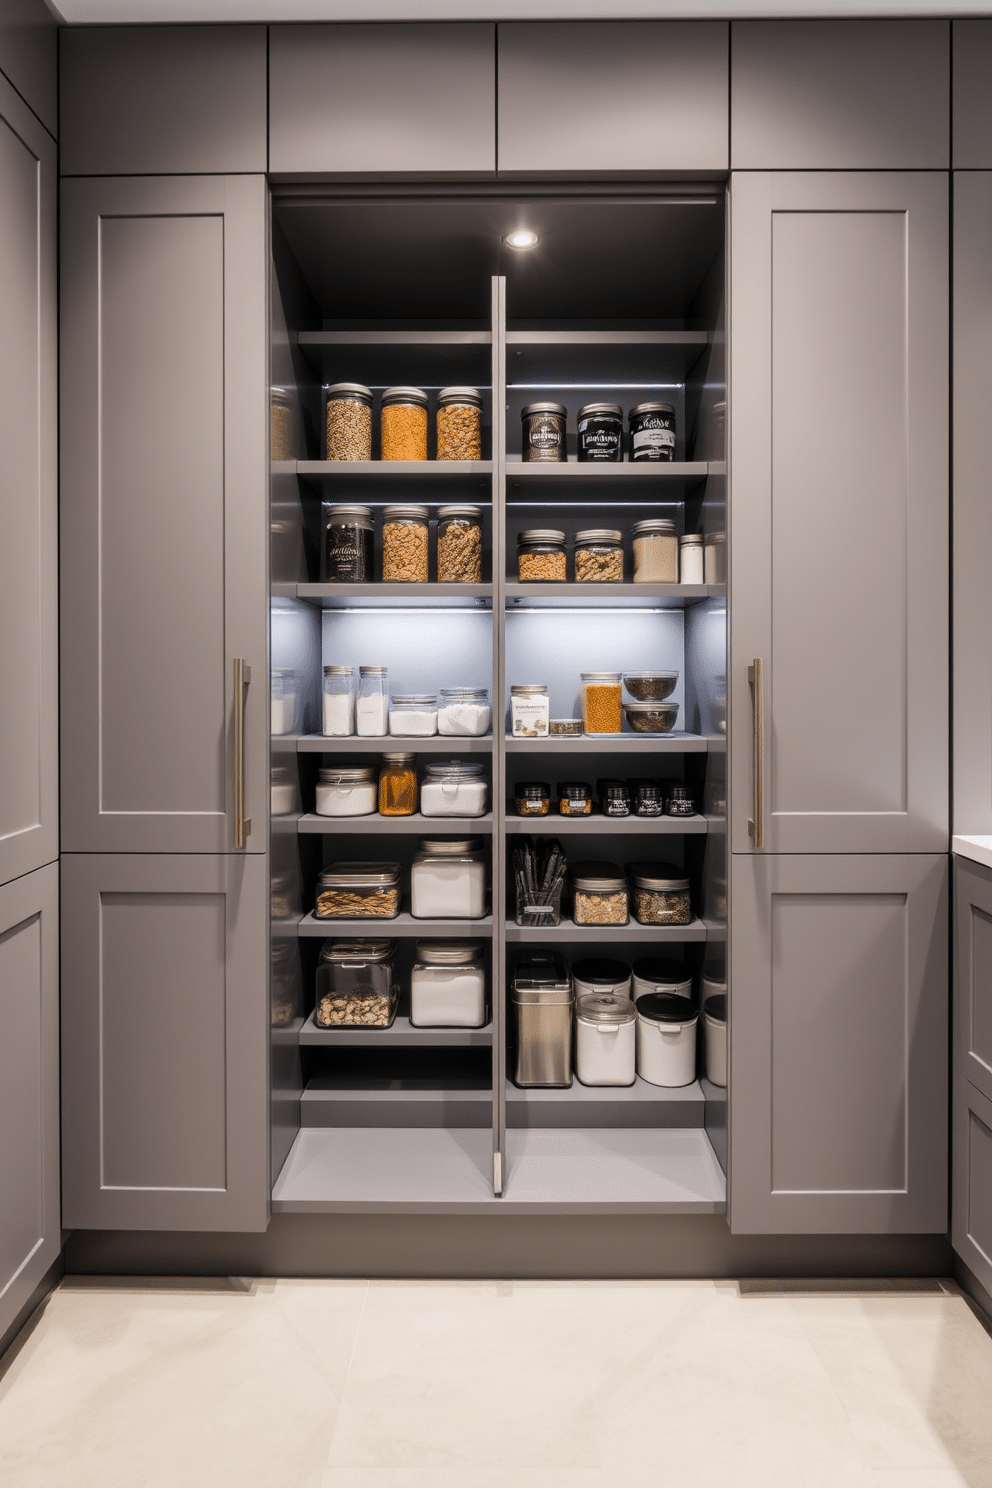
[509,383,682,390]
[504,229,539,249]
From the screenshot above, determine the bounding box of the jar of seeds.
[325,383,372,461]
[628,862,692,926]
[571,861,629,926]
[517,530,566,582]
[315,939,398,1028]
[381,387,428,461]
[521,401,567,462]
[436,387,483,461]
[581,673,622,735]
[382,505,429,582]
[437,505,483,583]
[271,386,292,461]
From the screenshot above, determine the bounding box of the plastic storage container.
[388,694,437,736]
[315,765,377,818]
[704,531,727,583]
[599,779,631,818]
[356,666,389,736]
[574,530,623,582]
[576,402,623,462]
[315,939,398,1028]
[325,504,374,582]
[382,505,429,582]
[666,784,696,817]
[570,957,633,1000]
[630,779,664,817]
[631,957,693,1002]
[636,993,698,1087]
[679,533,704,585]
[628,401,676,462]
[271,385,293,462]
[623,671,679,702]
[271,938,302,1027]
[325,383,372,462]
[629,863,692,926]
[581,673,622,735]
[575,993,636,1087]
[558,782,592,816]
[378,754,418,816]
[438,687,490,736]
[315,863,401,920]
[381,386,428,461]
[571,861,629,926]
[410,838,486,919]
[632,519,678,582]
[517,530,566,582]
[515,781,550,817]
[436,390,483,462]
[512,951,573,1087]
[271,765,297,816]
[420,760,488,817]
[322,665,355,736]
[521,402,567,462]
[703,992,727,1087]
[411,940,486,1027]
[270,669,297,736]
[623,701,680,734]
[511,683,550,738]
[436,505,483,582]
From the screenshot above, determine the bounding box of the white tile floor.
[1,1276,990,1487]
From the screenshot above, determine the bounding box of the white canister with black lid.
[635,992,699,1087]
[703,992,727,1088]
[570,957,632,1000]
[631,956,693,1002]
[575,993,636,1087]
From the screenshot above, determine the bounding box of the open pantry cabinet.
[267,186,728,1213]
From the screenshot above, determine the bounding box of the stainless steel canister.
[512,952,573,1087]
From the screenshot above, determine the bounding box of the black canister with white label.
[629,402,676,463]
[577,402,623,462]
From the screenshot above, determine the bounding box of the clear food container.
[632,518,678,583]
[315,939,398,1028]
[515,781,550,817]
[574,530,624,582]
[378,754,418,816]
[628,862,692,926]
[325,383,372,462]
[315,862,401,920]
[322,665,355,736]
[623,701,680,734]
[558,782,592,816]
[436,391,483,462]
[438,686,491,736]
[271,938,302,1027]
[411,940,486,1027]
[679,532,704,585]
[511,683,550,738]
[437,505,483,582]
[388,693,438,736]
[623,671,679,702]
[581,673,622,735]
[270,669,297,736]
[549,718,582,736]
[382,504,429,582]
[381,386,428,461]
[575,993,636,1087]
[356,665,389,736]
[411,838,486,920]
[704,531,727,583]
[571,861,629,926]
[517,530,566,582]
[271,764,297,817]
[315,765,377,818]
[271,385,293,462]
[512,951,572,1087]
[325,504,374,582]
[420,760,488,817]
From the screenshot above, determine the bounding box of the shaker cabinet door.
[60,174,268,854]
[60,852,269,1232]
[953,858,992,1298]
[729,171,948,856]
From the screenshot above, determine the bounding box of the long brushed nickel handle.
[748,658,764,850]
[234,658,252,848]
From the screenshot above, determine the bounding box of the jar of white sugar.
[270,669,297,736]
[438,687,491,737]
[420,761,488,817]
[356,666,389,736]
[322,665,354,736]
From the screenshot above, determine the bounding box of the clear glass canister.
[315,862,402,919]
[581,672,622,735]
[382,504,429,582]
[325,383,372,462]
[381,386,428,461]
[436,388,483,462]
[437,505,483,583]
[325,504,374,582]
[315,766,377,818]
[270,764,297,816]
[315,939,398,1028]
[356,666,389,736]
[438,687,491,736]
[679,532,704,585]
[576,402,623,463]
[574,529,624,582]
[704,531,727,583]
[570,861,629,926]
[411,838,486,919]
[322,665,354,737]
[575,993,636,1087]
[388,694,438,737]
[378,754,418,816]
[629,862,692,926]
[517,529,566,582]
[632,519,678,583]
[270,669,297,736]
[511,683,550,738]
[271,939,302,1027]
[271,386,293,461]
[411,940,486,1027]
[420,761,488,817]
[521,402,567,462]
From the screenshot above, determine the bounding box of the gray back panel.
[0,75,56,886]
[0,0,55,138]
[731,20,949,169]
[269,24,496,176]
[953,21,992,169]
[497,21,728,173]
[59,26,267,176]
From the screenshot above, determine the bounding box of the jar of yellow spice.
[581,672,622,735]
[381,387,428,461]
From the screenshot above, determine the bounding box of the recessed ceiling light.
[504,230,539,250]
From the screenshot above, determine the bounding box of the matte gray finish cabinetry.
[60,175,268,855]
[497,22,728,173]
[952,21,992,169]
[731,853,948,1235]
[0,864,59,1343]
[730,171,948,856]
[0,0,56,137]
[0,70,56,888]
[731,21,949,169]
[61,853,269,1232]
[953,858,992,1295]
[269,24,496,176]
[59,26,267,176]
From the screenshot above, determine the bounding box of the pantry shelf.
[504,813,712,835]
[298,330,493,382]
[298,582,493,607]
[504,328,710,385]
[302,1076,492,1128]
[504,582,723,607]
[297,911,493,938]
[506,1076,705,1130]
[504,916,709,944]
[297,812,494,834]
[293,734,494,755]
[299,1013,493,1048]
[504,733,712,754]
[296,459,493,496]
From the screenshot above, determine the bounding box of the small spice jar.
[558,782,592,816]
[599,779,631,818]
[356,666,389,737]
[325,383,373,462]
[437,505,483,583]
[517,529,567,583]
[515,781,551,817]
[521,401,567,462]
[382,504,429,582]
[411,940,487,1028]
[381,386,428,461]
[378,753,418,816]
[628,862,692,926]
[628,401,676,462]
[315,765,377,818]
[631,778,665,818]
[315,939,398,1028]
[575,993,637,1087]
[666,784,696,817]
[574,530,624,582]
[704,531,727,584]
[315,863,402,920]
[581,672,623,735]
[420,761,488,818]
[632,519,678,583]
[322,665,354,737]
[271,386,292,461]
[411,838,487,919]
[679,533,704,585]
[511,683,550,738]
[436,387,483,461]
[325,504,374,582]
[549,718,582,736]
[571,861,629,926]
[577,402,623,463]
[388,694,437,737]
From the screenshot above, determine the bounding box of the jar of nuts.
[315,939,398,1028]
[382,505,429,582]
[574,529,624,582]
[437,505,483,583]
[570,861,629,926]
[325,383,373,462]
[381,386,428,461]
[581,673,622,736]
[436,387,483,461]
[628,862,692,926]
[517,530,566,583]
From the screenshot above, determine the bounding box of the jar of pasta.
[436,388,482,461]
[437,506,483,582]
[581,672,622,735]
[381,387,428,461]
[382,505,429,582]
[574,530,624,582]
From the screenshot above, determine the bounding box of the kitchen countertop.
[952,835,992,871]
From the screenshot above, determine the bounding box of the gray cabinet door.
[61,852,269,1232]
[729,172,948,856]
[60,175,268,854]
[0,863,59,1343]
[0,72,56,888]
[730,853,948,1235]
[953,858,992,1294]
[952,21,992,169]
[497,22,728,173]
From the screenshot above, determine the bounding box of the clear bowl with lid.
[315,863,401,920]
[437,505,483,582]
[632,519,678,582]
[575,992,636,1086]
[574,529,624,582]
[631,956,693,1002]
[382,504,429,582]
[635,993,698,1087]
[381,386,428,461]
[521,401,567,462]
[623,700,680,734]
[570,861,629,926]
[420,760,488,817]
[325,383,372,462]
[411,838,487,919]
[517,529,566,582]
[436,390,483,462]
[581,672,622,735]
[315,938,398,1028]
[388,692,437,736]
[315,765,377,818]
[623,670,680,703]
[628,862,692,926]
[411,939,487,1027]
[438,686,491,736]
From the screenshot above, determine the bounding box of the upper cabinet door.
[0,74,56,887]
[953,21,992,169]
[269,23,496,176]
[730,172,948,856]
[731,20,949,169]
[497,22,728,173]
[60,176,268,854]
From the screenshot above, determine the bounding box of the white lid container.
[575,993,636,1087]
[410,940,486,1027]
[703,992,727,1088]
[635,992,698,1087]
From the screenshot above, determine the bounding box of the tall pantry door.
[729,171,948,857]
[60,175,268,854]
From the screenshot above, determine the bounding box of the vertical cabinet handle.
[748,658,764,849]
[234,658,252,848]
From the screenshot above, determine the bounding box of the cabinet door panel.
[731,854,947,1234]
[952,21,992,169]
[60,176,267,853]
[730,172,948,855]
[61,853,268,1232]
[0,74,56,886]
[0,0,57,139]
[955,859,992,1105]
[0,864,59,1343]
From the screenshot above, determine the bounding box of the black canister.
[598,779,631,818]
[325,504,374,582]
[666,785,697,817]
[521,402,567,463]
[631,779,665,817]
[629,402,676,463]
[577,402,623,463]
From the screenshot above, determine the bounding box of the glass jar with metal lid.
[515,781,551,817]
[570,861,629,926]
[438,686,490,736]
[315,863,401,920]
[271,385,293,462]
[411,838,486,919]
[315,939,398,1028]
[325,383,372,462]
[574,530,624,582]
[437,505,483,582]
[271,764,297,817]
[381,386,428,461]
[575,992,636,1087]
[628,401,676,463]
[510,683,550,738]
[356,665,389,736]
[388,693,437,737]
[411,940,487,1028]
[577,402,623,463]
[325,503,374,582]
[378,754,418,816]
[558,781,592,816]
[436,388,483,462]
[271,938,302,1027]
[628,862,692,926]
[665,784,696,817]
[631,956,693,1003]
[421,760,488,818]
[632,518,678,583]
[512,951,573,1088]
[322,665,354,737]
[270,669,297,736]
[521,401,567,462]
[704,530,727,584]
[679,532,704,585]
[382,504,429,582]
[581,672,622,736]
[315,765,377,818]
[517,529,566,583]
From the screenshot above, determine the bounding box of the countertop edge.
[952,835,992,871]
